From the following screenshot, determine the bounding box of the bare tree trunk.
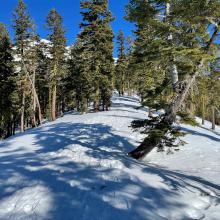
[202,96,205,125]
[49,62,58,121]
[12,116,15,135]
[81,97,88,114]
[122,73,125,96]
[22,62,42,125]
[127,80,132,96]
[51,84,57,121]
[20,91,25,133]
[189,102,195,117]
[166,2,179,91]
[211,106,215,130]
[32,69,37,127]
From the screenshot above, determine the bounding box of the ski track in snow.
[0,95,219,220]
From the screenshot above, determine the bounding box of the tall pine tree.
[71,0,114,112]
[0,23,17,139]
[46,9,66,121]
[115,30,127,96]
[13,0,33,132]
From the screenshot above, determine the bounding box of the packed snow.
[0,96,219,220]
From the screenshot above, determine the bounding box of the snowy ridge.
[0,96,219,220]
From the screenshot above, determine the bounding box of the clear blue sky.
[0,0,135,56]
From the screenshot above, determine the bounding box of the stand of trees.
[0,0,114,138]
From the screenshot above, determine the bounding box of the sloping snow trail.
[0,95,219,220]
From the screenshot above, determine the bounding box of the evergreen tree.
[13,0,35,132]
[0,23,17,138]
[73,0,114,112]
[69,40,93,113]
[46,8,66,121]
[125,36,135,96]
[115,30,127,96]
[126,0,220,159]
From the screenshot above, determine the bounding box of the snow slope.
[0,96,219,220]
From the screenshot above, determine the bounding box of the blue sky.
[0,0,135,56]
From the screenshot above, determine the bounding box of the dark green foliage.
[115,30,127,96]
[0,24,18,138]
[126,0,220,158]
[177,112,198,127]
[13,0,34,131]
[13,0,33,55]
[46,8,66,120]
[131,116,186,152]
[69,0,114,112]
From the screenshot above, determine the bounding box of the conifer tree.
[115,30,127,96]
[69,40,92,113]
[46,9,66,121]
[13,0,33,132]
[0,23,17,138]
[126,0,220,159]
[73,0,114,112]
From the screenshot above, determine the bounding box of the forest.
[0,1,220,219]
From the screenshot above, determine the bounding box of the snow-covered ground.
[0,96,219,220]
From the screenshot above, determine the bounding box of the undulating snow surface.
[0,96,219,220]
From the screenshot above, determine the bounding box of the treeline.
[1,0,220,144]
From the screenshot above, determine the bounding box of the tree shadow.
[0,121,201,220]
[181,126,220,142]
[0,95,219,219]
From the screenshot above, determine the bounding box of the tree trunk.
[189,102,195,117]
[50,62,58,121]
[20,91,25,133]
[22,62,42,125]
[166,2,179,91]
[51,84,57,121]
[12,116,16,135]
[60,101,64,117]
[32,69,37,128]
[148,108,153,117]
[202,96,205,125]
[81,97,87,114]
[127,80,132,96]
[211,106,215,130]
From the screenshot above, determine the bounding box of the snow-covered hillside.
[0,96,219,220]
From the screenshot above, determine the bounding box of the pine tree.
[69,40,93,113]
[126,0,220,159]
[46,8,66,121]
[74,0,114,112]
[125,36,135,96]
[0,23,17,138]
[13,0,33,132]
[98,0,114,111]
[115,30,127,96]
